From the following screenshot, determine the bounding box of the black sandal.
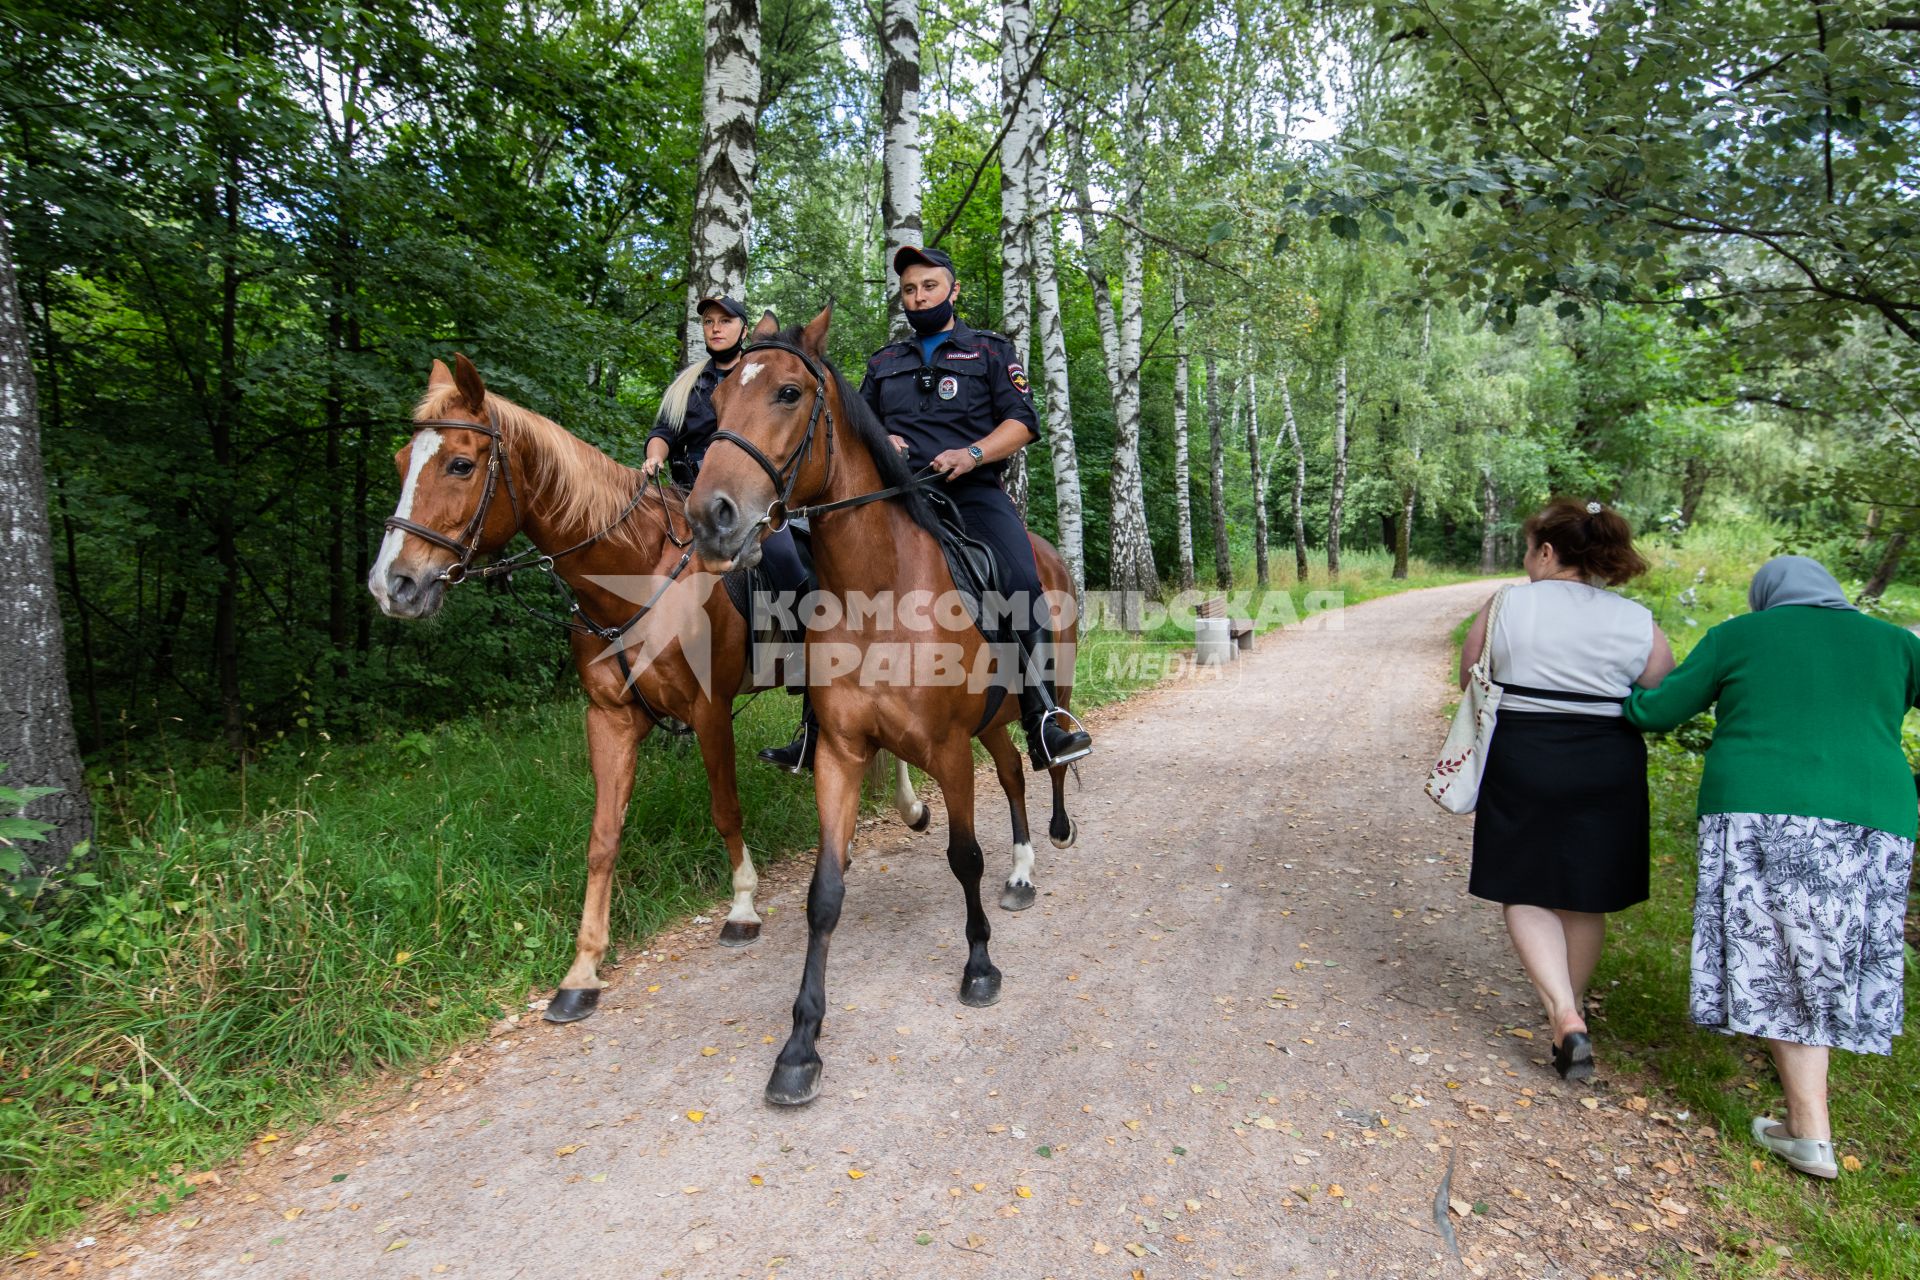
[1552,1030,1594,1081]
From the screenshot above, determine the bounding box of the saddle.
[920,488,1018,649]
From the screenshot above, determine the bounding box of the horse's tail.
[655,359,706,436]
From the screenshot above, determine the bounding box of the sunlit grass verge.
[0,548,1467,1249]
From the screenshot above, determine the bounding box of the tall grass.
[0,551,1470,1249]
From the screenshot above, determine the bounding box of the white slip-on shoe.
[1750,1115,1839,1180]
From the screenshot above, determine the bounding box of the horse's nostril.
[390,571,418,604]
[709,494,737,533]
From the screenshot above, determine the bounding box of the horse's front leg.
[929,737,1001,1006]
[545,700,649,1023]
[765,733,869,1106]
[979,723,1036,911]
[690,694,759,947]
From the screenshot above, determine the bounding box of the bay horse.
[368,355,929,1023]
[685,307,1081,1106]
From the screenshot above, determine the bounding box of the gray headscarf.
[1747,555,1857,612]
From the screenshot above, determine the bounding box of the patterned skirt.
[1692,813,1914,1056]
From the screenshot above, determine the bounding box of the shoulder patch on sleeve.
[1008,362,1031,394]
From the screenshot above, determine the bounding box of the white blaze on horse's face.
[739,361,765,386]
[368,427,443,612]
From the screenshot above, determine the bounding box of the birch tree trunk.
[0,210,91,875]
[1243,343,1269,587]
[998,0,1040,515]
[1028,135,1085,595]
[685,0,761,361]
[1328,354,1348,578]
[1065,119,1122,422]
[1480,466,1500,573]
[1170,262,1194,589]
[879,0,921,338]
[1106,0,1158,606]
[1278,364,1309,581]
[1204,352,1231,590]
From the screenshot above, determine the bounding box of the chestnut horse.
[686,308,1081,1106]
[368,355,927,1023]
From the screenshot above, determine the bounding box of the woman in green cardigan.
[1624,556,1916,1181]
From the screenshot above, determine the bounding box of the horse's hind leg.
[980,724,1036,911]
[692,697,760,947]
[547,701,648,1023]
[766,736,869,1107]
[930,739,1001,1006]
[892,754,931,832]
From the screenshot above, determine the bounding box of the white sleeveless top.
[1486,579,1654,717]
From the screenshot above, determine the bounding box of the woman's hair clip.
[1585,501,1603,514]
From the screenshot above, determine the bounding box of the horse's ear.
[429,358,454,388]
[799,302,833,357]
[452,353,487,413]
[753,310,780,342]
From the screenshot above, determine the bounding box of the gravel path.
[70,580,1730,1280]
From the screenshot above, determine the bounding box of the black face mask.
[705,336,743,363]
[904,287,955,336]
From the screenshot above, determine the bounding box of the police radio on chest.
[914,366,935,394]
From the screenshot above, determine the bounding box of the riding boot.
[1016,648,1091,771]
[757,696,818,774]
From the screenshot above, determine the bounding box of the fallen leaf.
[1842,1155,1863,1173]
[1092,1241,1112,1256]
[1508,1028,1533,1040]
[750,1175,765,1186]
[1124,1242,1148,1257]
[282,1207,303,1222]
[847,1169,865,1180]
[1328,1184,1345,1198]
[385,1239,407,1252]
[555,1144,583,1157]
[1580,1097,1600,1110]
[700,1047,718,1057]
[1014,1186,1032,1199]
[685,1111,705,1123]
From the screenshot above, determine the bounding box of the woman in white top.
[1458,499,1675,1080]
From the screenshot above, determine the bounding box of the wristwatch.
[967,444,984,462]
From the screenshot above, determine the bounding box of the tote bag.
[1425,585,1510,814]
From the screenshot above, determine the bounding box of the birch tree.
[1328,353,1348,578]
[1105,0,1158,602]
[1276,363,1309,581]
[1243,342,1269,587]
[998,0,1042,513]
[878,0,921,336]
[1204,352,1231,589]
[0,209,90,876]
[1170,262,1195,588]
[1029,131,1085,595]
[685,0,761,358]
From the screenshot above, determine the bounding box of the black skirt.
[1469,711,1650,913]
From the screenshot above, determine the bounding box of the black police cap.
[696,296,747,320]
[892,244,955,276]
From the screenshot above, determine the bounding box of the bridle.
[383,406,521,587]
[380,405,695,643]
[705,339,939,541]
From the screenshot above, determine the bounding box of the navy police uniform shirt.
[859,320,1039,479]
[646,358,736,487]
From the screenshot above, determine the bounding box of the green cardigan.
[1623,605,1920,839]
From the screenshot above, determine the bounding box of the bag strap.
[1480,585,1510,681]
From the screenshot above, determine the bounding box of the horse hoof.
[1049,816,1078,849]
[543,986,600,1024]
[717,920,761,948]
[999,880,1037,911]
[765,1060,823,1107]
[907,803,932,833]
[959,970,1002,1008]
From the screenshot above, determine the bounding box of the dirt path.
[75,581,1732,1280]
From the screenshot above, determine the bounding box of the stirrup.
[757,718,815,774]
[1030,706,1092,769]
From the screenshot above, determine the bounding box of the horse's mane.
[655,357,706,435]
[414,382,667,551]
[766,325,942,540]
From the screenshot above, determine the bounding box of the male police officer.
[759,244,1090,773]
